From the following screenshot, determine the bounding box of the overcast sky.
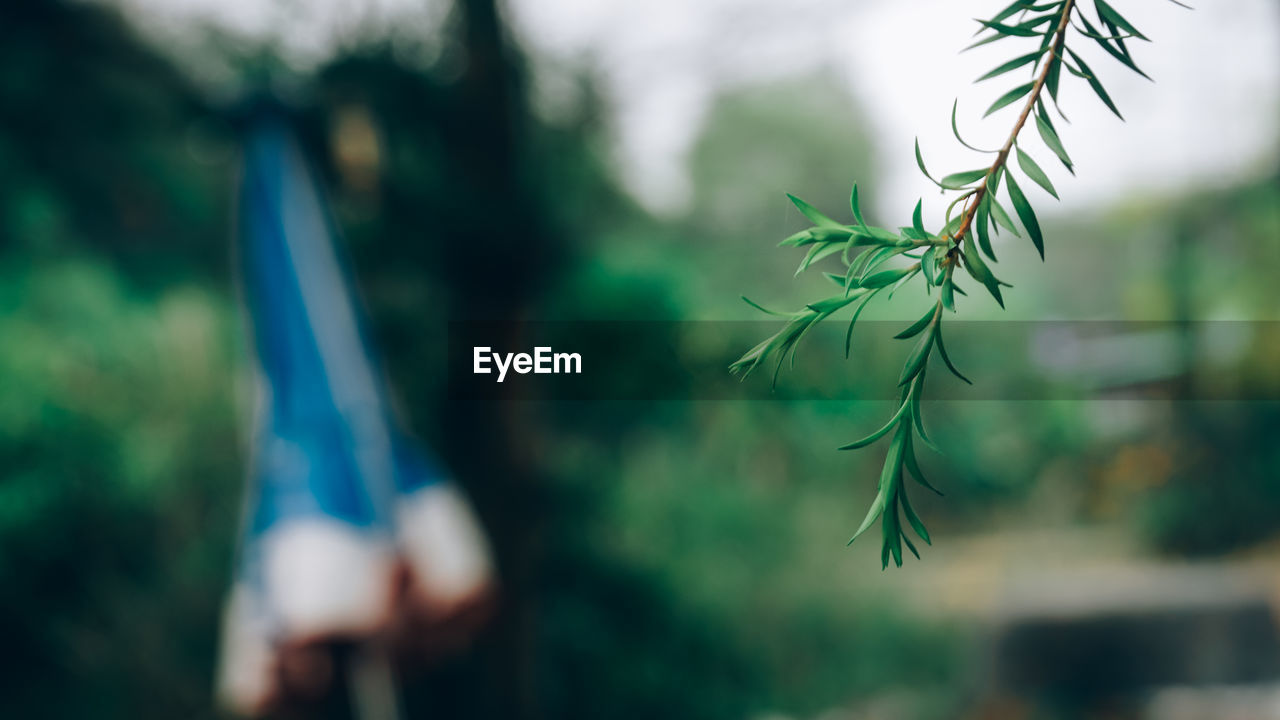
[118,0,1280,220]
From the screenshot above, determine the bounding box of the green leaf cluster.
[732,0,1185,567]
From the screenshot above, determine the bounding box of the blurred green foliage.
[0,258,239,717]
[0,0,1278,719]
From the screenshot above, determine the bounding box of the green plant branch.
[732,0,1186,568]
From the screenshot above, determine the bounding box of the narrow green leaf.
[789,307,833,369]
[1068,48,1123,119]
[857,246,905,282]
[976,51,1043,82]
[887,266,920,299]
[912,199,925,236]
[886,490,903,567]
[1073,22,1131,42]
[848,485,888,545]
[1102,15,1132,59]
[940,169,988,190]
[844,287,881,358]
[787,193,842,228]
[1038,34,1053,55]
[941,213,964,240]
[988,195,1021,238]
[963,235,1006,308]
[796,242,845,275]
[944,188,973,228]
[915,138,941,187]
[900,225,927,242]
[729,333,770,374]
[741,296,790,317]
[806,294,860,314]
[780,226,851,247]
[975,196,996,261]
[1102,17,1145,87]
[941,276,956,312]
[884,422,910,491]
[1037,11,1059,52]
[975,19,1041,37]
[845,247,873,293]
[779,229,813,247]
[866,225,901,243]
[895,307,937,340]
[987,0,1032,26]
[909,372,938,452]
[900,485,932,545]
[951,100,999,154]
[921,246,939,286]
[898,327,935,386]
[863,266,914,289]
[984,82,1034,117]
[1046,53,1062,100]
[1005,172,1044,258]
[903,529,921,560]
[904,433,943,494]
[964,32,1011,52]
[839,396,910,450]
[1095,0,1149,40]
[769,339,792,389]
[986,165,1003,195]
[1035,111,1074,174]
[850,183,868,229]
[1015,147,1059,199]
[1081,14,1152,79]
[961,235,993,284]
[935,323,972,384]
[1063,57,1093,79]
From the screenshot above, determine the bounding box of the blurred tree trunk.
[434,1,554,718]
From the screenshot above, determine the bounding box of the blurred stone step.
[986,563,1280,695]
